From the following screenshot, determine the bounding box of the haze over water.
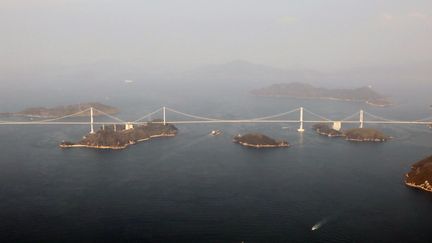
[1,0,432,242]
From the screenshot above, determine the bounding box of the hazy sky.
[1,0,431,71]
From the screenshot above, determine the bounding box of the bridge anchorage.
[1,106,432,134]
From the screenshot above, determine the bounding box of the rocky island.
[405,155,432,193]
[251,82,391,107]
[312,123,344,137]
[7,102,118,118]
[233,133,289,148]
[60,120,177,150]
[344,128,388,142]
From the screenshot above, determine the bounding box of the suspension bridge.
[0,106,431,134]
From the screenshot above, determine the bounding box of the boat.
[210,130,222,136]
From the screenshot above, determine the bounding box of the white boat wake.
[311,218,329,231]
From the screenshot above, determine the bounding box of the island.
[7,102,119,118]
[233,133,289,148]
[343,128,388,142]
[60,120,177,150]
[405,155,432,193]
[251,82,391,107]
[312,123,344,137]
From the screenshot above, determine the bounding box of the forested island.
[233,133,289,148]
[312,124,389,142]
[251,82,391,107]
[3,102,118,118]
[344,128,388,142]
[60,120,177,150]
[405,155,432,193]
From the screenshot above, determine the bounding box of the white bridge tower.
[163,106,166,125]
[359,109,364,128]
[90,107,95,134]
[298,107,305,132]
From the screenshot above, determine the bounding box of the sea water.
[0,91,431,242]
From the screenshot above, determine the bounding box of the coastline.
[60,133,176,150]
[314,130,344,137]
[234,141,289,148]
[405,181,432,193]
[345,137,387,142]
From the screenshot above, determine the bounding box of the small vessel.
[210,130,222,136]
[311,225,319,231]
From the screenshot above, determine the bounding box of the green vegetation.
[344,128,388,142]
[233,133,289,148]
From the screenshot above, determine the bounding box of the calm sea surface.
[0,91,431,242]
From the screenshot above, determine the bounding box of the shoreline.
[405,181,432,193]
[60,133,176,150]
[314,130,344,138]
[234,141,289,148]
[345,137,387,142]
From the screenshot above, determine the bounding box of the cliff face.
[61,122,177,149]
[233,133,289,148]
[344,128,388,142]
[251,82,390,106]
[15,102,119,118]
[405,155,432,192]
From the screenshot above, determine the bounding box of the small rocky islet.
[233,133,289,148]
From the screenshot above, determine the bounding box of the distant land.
[405,155,432,193]
[251,82,392,107]
[1,102,118,118]
[60,120,177,150]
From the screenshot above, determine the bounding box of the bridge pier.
[298,107,305,132]
[332,121,342,131]
[125,122,134,130]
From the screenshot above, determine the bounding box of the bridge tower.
[163,106,166,125]
[297,107,305,132]
[90,107,95,134]
[359,109,364,128]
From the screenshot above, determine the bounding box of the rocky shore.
[233,133,289,148]
[405,155,432,193]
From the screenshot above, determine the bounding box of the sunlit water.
[1,91,432,242]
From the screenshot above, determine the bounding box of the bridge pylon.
[90,107,95,134]
[163,106,166,125]
[359,109,364,128]
[298,107,305,132]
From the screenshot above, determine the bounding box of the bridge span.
[0,106,431,133]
